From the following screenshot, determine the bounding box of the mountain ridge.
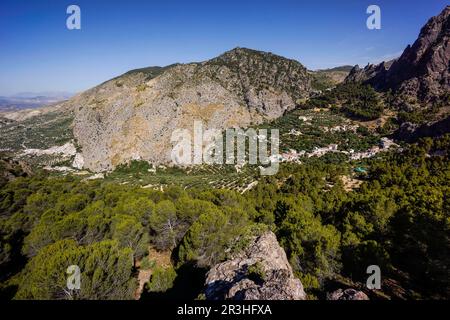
[345,6,450,108]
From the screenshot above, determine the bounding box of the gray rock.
[327,288,369,301]
[204,231,306,300]
[346,6,450,106]
[67,48,312,172]
[395,115,450,142]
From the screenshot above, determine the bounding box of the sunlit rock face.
[69,48,312,172]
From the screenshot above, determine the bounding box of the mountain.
[68,47,313,171]
[310,65,353,91]
[9,91,73,99]
[204,231,306,300]
[4,7,449,172]
[0,92,73,112]
[320,66,354,73]
[346,6,450,108]
[344,59,396,84]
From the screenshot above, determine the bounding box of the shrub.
[247,262,266,283]
[147,266,177,293]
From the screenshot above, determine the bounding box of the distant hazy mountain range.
[0,92,73,112]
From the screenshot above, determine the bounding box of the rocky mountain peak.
[346,6,450,106]
[213,47,305,67]
[204,231,306,300]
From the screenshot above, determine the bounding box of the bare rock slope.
[68,48,312,171]
[204,231,306,300]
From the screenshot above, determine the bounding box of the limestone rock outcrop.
[204,231,306,300]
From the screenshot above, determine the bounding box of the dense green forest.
[0,135,448,300]
[304,83,384,121]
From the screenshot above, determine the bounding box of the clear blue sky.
[0,0,447,95]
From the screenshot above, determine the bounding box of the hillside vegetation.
[0,135,448,299]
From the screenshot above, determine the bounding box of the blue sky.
[0,0,447,95]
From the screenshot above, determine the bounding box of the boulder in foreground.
[204,231,306,300]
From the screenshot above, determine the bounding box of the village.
[277,137,398,163]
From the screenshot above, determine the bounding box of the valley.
[0,5,448,302]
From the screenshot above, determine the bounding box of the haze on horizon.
[0,0,447,96]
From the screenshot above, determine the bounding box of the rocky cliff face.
[68,48,312,171]
[346,6,450,107]
[345,60,395,84]
[204,231,306,300]
[395,116,450,142]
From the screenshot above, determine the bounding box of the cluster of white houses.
[320,124,359,133]
[276,137,397,163]
[349,137,398,160]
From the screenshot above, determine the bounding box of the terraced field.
[0,110,74,167]
[0,110,73,151]
[102,108,388,191]
[105,162,260,193]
